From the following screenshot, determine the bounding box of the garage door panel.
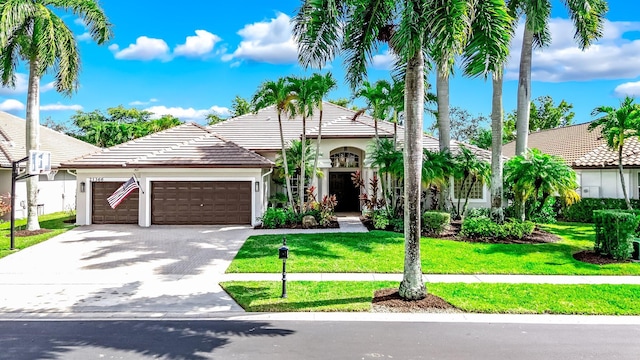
[92,182,139,224]
[151,181,251,225]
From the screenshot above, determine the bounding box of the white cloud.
[145,105,231,121]
[614,81,640,97]
[40,103,83,111]
[226,13,298,64]
[110,36,171,61]
[129,98,159,106]
[0,73,28,95]
[41,82,55,92]
[0,99,25,111]
[174,30,221,58]
[372,50,397,70]
[77,32,92,42]
[505,19,640,82]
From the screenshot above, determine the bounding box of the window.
[453,178,484,200]
[331,151,359,168]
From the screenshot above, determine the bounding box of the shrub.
[593,210,639,260]
[260,208,286,229]
[422,211,450,235]
[0,193,10,218]
[465,207,490,219]
[389,216,404,233]
[460,217,535,240]
[372,210,390,230]
[561,198,640,223]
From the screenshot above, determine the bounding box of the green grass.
[0,212,75,259]
[227,222,640,275]
[221,281,640,315]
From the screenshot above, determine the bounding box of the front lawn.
[221,281,640,315]
[0,212,75,259]
[227,222,640,275]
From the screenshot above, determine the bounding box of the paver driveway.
[0,224,257,316]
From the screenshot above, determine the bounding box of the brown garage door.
[92,182,139,224]
[151,181,252,225]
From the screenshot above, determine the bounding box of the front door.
[329,172,360,212]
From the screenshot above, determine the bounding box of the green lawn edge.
[0,212,76,259]
[226,222,640,275]
[220,281,640,315]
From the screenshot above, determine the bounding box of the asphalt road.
[1,320,639,359]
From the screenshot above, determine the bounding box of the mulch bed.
[5,229,51,237]
[254,220,339,230]
[573,250,632,265]
[372,288,462,313]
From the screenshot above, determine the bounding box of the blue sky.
[1,0,640,130]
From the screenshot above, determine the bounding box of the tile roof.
[0,111,99,168]
[503,122,605,165]
[574,137,640,168]
[210,102,493,161]
[61,123,273,169]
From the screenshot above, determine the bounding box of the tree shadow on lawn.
[539,224,595,243]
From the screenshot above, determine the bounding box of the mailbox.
[279,245,289,260]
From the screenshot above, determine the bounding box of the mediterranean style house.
[0,111,99,220]
[62,102,492,227]
[503,122,640,200]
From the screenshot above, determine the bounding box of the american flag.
[107,177,139,209]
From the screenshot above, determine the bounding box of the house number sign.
[89,177,104,182]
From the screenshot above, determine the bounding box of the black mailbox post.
[279,236,289,298]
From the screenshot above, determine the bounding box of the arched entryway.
[328,147,363,212]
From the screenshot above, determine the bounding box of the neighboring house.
[62,102,491,227]
[503,122,640,200]
[0,111,99,220]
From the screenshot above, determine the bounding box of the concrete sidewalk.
[221,273,640,284]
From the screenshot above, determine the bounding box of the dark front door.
[329,172,360,212]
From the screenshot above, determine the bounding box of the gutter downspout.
[262,167,274,214]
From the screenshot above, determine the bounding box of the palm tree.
[287,75,317,210]
[511,0,608,155]
[452,146,491,220]
[462,0,515,223]
[588,97,640,210]
[293,0,429,300]
[252,78,297,211]
[504,149,580,220]
[309,72,337,189]
[0,0,112,231]
[277,140,321,186]
[354,80,390,140]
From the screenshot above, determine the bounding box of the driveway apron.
[0,224,256,315]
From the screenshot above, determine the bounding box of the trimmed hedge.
[423,211,450,235]
[460,217,535,240]
[561,198,640,223]
[593,210,640,260]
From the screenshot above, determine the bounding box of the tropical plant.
[309,72,337,187]
[251,78,297,211]
[368,138,404,213]
[276,139,322,189]
[504,148,580,221]
[510,0,608,155]
[354,80,391,140]
[422,149,456,190]
[588,96,640,210]
[0,0,113,230]
[351,170,385,212]
[0,192,10,219]
[231,95,251,117]
[452,146,491,220]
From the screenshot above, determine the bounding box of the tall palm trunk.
[436,70,450,211]
[399,49,426,300]
[26,59,41,231]
[619,145,632,210]
[278,113,295,213]
[311,105,322,192]
[515,27,534,156]
[490,72,505,223]
[299,116,307,210]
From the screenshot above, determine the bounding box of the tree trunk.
[26,59,41,231]
[300,116,307,211]
[436,70,450,211]
[278,113,295,213]
[455,174,469,220]
[619,145,632,210]
[515,26,533,156]
[462,177,477,218]
[398,49,426,300]
[490,72,505,224]
[311,105,322,195]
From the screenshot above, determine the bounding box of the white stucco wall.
[576,168,637,199]
[75,168,266,227]
[1,169,76,220]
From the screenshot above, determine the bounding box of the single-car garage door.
[151,181,252,225]
[92,182,139,224]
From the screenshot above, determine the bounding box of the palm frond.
[426,0,474,74]
[564,0,608,49]
[44,0,113,44]
[293,0,345,69]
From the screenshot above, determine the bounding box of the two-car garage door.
[92,181,252,225]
